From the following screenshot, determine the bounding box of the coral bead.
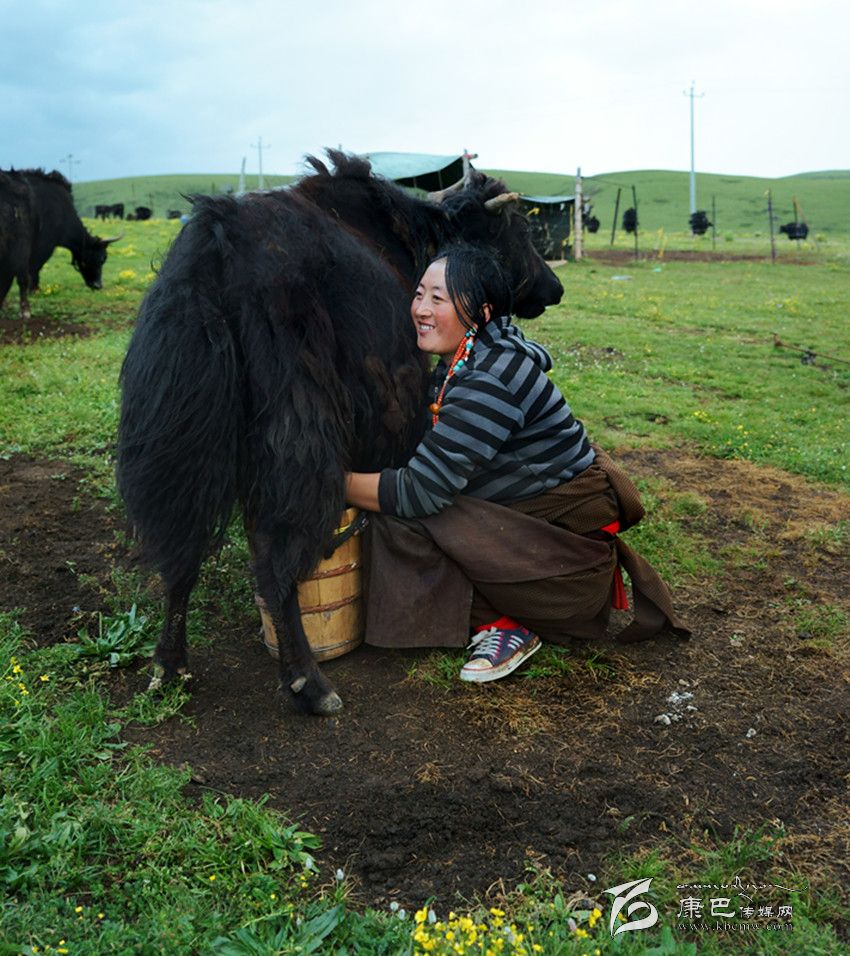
[429,403,441,415]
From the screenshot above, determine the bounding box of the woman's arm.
[345,471,381,512]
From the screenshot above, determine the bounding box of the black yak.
[689,211,712,235]
[0,169,118,320]
[117,150,564,716]
[622,207,638,234]
[779,222,808,240]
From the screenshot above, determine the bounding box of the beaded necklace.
[429,327,476,426]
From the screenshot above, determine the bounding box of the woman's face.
[410,260,469,361]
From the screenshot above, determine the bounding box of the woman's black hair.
[427,243,513,330]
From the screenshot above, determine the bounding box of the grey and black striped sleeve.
[378,370,523,517]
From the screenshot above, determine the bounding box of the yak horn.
[428,178,466,203]
[101,234,124,244]
[484,192,520,214]
[427,164,477,203]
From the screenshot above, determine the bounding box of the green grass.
[534,257,850,490]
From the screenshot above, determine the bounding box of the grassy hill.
[73,173,295,219]
[72,168,850,237]
[488,168,850,238]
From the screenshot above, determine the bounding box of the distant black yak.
[95,203,125,220]
[622,207,638,234]
[117,151,564,716]
[689,211,712,235]
[126,205,152,221]
[0,169,118,320]
[779,222,808,240]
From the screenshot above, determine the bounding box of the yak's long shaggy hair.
[117,151,561,647]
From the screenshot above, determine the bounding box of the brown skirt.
[362,447,690,648]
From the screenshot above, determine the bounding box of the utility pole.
[767,189,777,263]
[683,81,704,215]
[251,137,271,189]
[61,153,80,183]
[237,157,247,196]
[574,167,583,261]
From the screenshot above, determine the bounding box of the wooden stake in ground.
[767,189,777,263]
[574,167,583,261]
[712,195,717,252]
[632,185,639,261]
[610,187,621,245]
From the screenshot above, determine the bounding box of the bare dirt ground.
[0,313,92,345]
[1,450,848,914]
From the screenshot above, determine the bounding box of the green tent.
[362,152,465,192]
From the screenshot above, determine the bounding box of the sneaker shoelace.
[467,627,525,660]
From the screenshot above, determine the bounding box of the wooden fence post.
[767,189,777,263]
[610,188,621,245]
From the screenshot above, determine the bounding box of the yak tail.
[116,202,244,585]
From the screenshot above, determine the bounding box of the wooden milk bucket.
[255,508,364,662]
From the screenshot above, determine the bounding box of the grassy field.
[71,166,850,238]
[1,220,849,954]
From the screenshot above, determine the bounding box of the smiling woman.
[346,244,689,683]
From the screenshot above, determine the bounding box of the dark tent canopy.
[362,152,465,192]
[518,194,575,260]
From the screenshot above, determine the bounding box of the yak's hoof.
[285,676,343,716]
[148,663,191,692]
[315,691,344,716]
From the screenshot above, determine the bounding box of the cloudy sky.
[2,0,847,183]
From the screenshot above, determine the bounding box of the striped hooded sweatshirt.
[378,315,595,518]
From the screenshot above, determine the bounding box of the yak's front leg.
[148,571,197,691]
[252,533,342,716]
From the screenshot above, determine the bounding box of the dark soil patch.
[0,312,93,345]
[3,450,848,912]
[0,457,118,639]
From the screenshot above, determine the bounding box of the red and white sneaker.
[460,622,542,683]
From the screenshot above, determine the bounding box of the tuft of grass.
[520,644,574,679]
[73,605,154,670]
[117,682,194,728]
[803,520,850,556]
[624,478,722,586]
[405,649,468,689]
[792,602,849,647]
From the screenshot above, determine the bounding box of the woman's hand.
[345,472,382,512]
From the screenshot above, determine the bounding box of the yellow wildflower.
[415,907,428,924]
[40,674,50,682]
